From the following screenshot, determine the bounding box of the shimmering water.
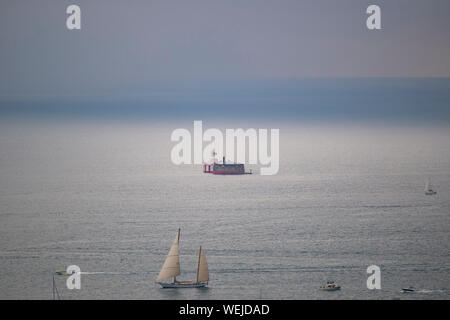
[0,120,449,299]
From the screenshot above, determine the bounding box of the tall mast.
[196,246,202,283]
[174,228,180,283]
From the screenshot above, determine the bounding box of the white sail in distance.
[425,179,432,191]
[196,246,209,283]
[157,230,181,281]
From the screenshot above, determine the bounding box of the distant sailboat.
[425,179,437,195]
[156,228,209,288]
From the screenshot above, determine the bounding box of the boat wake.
[402,288,444,294]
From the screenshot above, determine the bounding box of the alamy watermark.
[170,121,279,175]
[66,265,81,289]
[367,265,381,289]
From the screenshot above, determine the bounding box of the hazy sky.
[1,0,450,98]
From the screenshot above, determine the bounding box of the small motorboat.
[320,281,341,291]
[401,287,415,293]
[54,270,69,276]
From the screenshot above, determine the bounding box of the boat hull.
[203,163,252,175]
[157,282,207,289]
[212,171,252,175]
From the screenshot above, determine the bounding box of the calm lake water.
[0,120,449,299]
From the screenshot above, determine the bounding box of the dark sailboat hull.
[157,281,207,288]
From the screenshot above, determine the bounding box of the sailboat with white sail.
[156,228,209,288]
[425,178,437,195]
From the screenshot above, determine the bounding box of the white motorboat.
[320,281,341,291]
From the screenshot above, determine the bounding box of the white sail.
[157,230,181,281]
[425,179,433,191]
[196,247,209,283]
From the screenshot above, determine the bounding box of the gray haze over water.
[1,0,450,98]
[2,78,450,123]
